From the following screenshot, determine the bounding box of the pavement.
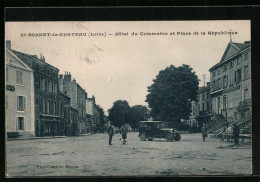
[5,132,252,177]
[6,133,93,141]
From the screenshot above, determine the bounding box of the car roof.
[139,121,164,123]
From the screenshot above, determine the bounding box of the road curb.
[7,133,94,141]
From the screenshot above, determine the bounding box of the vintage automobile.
[138,121,181,142]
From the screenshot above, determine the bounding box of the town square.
[5,21,252,176]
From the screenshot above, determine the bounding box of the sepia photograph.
[5,20,252,176]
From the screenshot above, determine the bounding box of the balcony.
[237,99,251,110]
[199,111,209,116]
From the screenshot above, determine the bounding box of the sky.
[5,21,251,113]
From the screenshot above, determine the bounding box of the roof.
[209,41,250,71]
[10,49,59,71]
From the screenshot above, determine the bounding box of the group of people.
[107,124,128,145]
[201,123,240,147]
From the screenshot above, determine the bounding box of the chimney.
[6,40,11,50]
[42,56,45,62]
[64,71,71,82]
[203,74,205,87]
[40,53,43,60]
[59,74,63,79]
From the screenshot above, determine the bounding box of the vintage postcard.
[5,20,252,176]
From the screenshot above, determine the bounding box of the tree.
[95,105,107,132]
[146,64,199,128]
[129,105,149,130]
[108,100,130,128]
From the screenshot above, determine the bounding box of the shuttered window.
[17,96,26,111]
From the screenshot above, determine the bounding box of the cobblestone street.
[6,133,252,176]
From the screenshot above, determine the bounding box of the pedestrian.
[120,124,128,145]
[107,124,114,145]
[201,124,207,142]
[233,123,240,148]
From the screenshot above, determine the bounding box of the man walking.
[120,124,128,145]
[107,124,114,145]
[233,123,240,148]
[201,124,207,142]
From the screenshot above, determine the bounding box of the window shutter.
[16,117,18,131]
[220,96,223,110]
[17,96,19,110]
[23,97,26,111]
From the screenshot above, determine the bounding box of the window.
[46,80,49,91]
[17,96,26,111]
[36,97,39,106]
[223,75,228,88]
[229,61,233,69]
[202,94,204,100]
[41,98,45,113]
[17,117,25,130]
[234,112,237,121]
[244,89,249,100]
[212,71,216,78]
[202,103,204,111]
[47,69,50,75]
[16,71,23,84]
[223,95,227,109]
[218,78,221,89]
[60,103,63,114]
[217,68,221,75]
[244,52,248,60]
[49,81,52,92]
[40,66,43,73]
[53,101,56,115]
[223,64,227,72]
[54,83,57,93]
[40,78,45,90]
[244,65,249,79]
[237,56,242,65]
[235,69,241,82]
[229,73,234,85]
[47,100,51,114]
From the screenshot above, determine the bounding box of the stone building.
[209,40,251,130]
[59,72,87,134]
[196,82,212,127]
[8,41,62,137]
[86,96,95,133]
[5,42,35,138]
[58,92,71,136]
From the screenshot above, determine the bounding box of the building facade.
[10,42,61,137]
[58,92,71,136]
[59,72,87,134]
[196,82,212,127]
[5,44,35,138]
[209,40,251,129]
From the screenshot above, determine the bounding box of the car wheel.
[174,133,181,141]
[148,138,153,141]
[139,133,146,141]
[166,134,174,142]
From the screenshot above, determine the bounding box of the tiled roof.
[209,41,250,71]
[232,42,250,50]
[11,49,59,70]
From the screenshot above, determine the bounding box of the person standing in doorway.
[201,124,207,142]
[233,123,240,148]
[107,124,114,145]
